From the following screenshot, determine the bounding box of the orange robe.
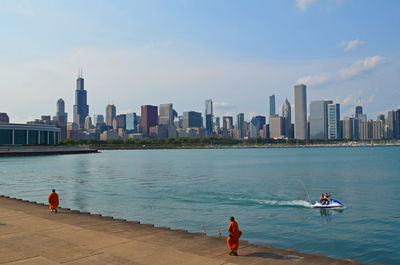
[48,192,59,210]
[227,220,242,251]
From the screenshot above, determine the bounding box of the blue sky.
[0,0,399,122]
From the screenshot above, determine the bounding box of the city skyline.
[0,1,399,122]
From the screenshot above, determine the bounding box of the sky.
[0,0,399,123]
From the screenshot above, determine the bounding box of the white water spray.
[297,178,311,203]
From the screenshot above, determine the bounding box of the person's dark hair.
[230,216,235,221]
[52,189,55,192]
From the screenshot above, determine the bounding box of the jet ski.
[311,199,344,208]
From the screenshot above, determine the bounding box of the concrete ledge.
[0,195,367,265]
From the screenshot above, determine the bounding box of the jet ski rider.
[320,193,330,205]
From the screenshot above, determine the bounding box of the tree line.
[60,137,396,149]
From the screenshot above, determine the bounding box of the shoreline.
[0,143,397,156]
[92,143,400,150]
[0,195,368,264]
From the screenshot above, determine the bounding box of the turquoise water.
[0,147,399,264]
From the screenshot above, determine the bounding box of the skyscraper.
[236,113,245,139]
[106,104,116,127]
[328,103,340,139]
[205,99,213,133]
[310,100,332,139]
[395,109,400,139]
[282,98,292,138]
[355,105,363,117]
[343,117,354,139]
[93,114,104,127]
[294,84,307,139]
[84,116,93,130]
[141,105,158,135]
[159,103,174,125]
[0,113,9,123]
[55,98,67,124]
[223,116,234,130]
[213,116,220,132]
[183,111,202,129]
[126,113,138,132]
[269,95,276,116]
[387,110,395,138]
[249,116,265,138]
[73,72,89,129]
[114,114,126,131]
[269,115,284,138]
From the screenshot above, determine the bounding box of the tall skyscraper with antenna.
[73,70,89,129]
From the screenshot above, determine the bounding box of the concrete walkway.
[0,196,366,265]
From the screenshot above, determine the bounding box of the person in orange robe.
[48,189,59,213]
[227,216,242,256]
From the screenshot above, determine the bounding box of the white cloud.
[339,39,365,52]
[297,73,331,87]
[297,55,385,87]
[341,94,354,107]
[214,102,236,110]
[296,0,318,11]
[0,44,305,122]
[367,94,375,104]
[338,56,384,79]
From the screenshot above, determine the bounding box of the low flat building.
[0,123,60,145]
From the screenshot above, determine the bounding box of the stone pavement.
[0,196,366,265]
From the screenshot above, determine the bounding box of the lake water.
[0,147,399,264]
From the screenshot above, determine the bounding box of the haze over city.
[0,0,399,123]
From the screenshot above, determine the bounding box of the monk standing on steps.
[227,216,242,256]
[48,189,59,213]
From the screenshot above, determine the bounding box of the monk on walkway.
[48,189,59,213]
[227,216,242,256]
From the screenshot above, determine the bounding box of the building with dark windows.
[395,109,400,139]
[73,73,89,129]
[282,98,293,138]
[93,115,104,127]
[0,123,60,145]
[269,95,276,116]
[183,111,202,129]
[249,116,265,138]
[236,113,245,139]
[205,99,213,133]
[0,113,10,123]
[355,105,363,117]
[141,105,158,135]
[114,114,126,131]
